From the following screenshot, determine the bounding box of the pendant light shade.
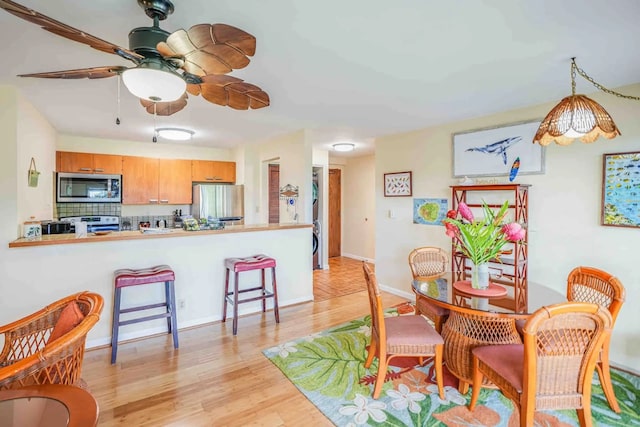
[533,58,639,146]
[533,94,621,146]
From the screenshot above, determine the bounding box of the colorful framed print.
[384,171,412,197]
[413,198,448,225]
[602,151,640,228]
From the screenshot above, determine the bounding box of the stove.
[62,216,120,232]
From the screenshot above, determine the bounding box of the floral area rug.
[262,303,640,426]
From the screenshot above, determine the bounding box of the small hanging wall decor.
[28,157,40,187]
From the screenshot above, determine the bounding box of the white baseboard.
[87,294,314,349]
[378,282,415,301]
[341,253,375,263]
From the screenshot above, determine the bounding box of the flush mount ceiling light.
[122,59,186,103]
[333,143,355,152]
[533,58,640,146]
[156,127,194,141]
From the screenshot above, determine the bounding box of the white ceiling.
[2,0,640,157]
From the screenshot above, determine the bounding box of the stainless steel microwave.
[56,173,122,203]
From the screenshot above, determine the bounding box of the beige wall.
[374,84,640,370]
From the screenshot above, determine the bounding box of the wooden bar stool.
[111,265,179,364]
[223,254,280,335]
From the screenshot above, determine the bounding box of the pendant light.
[533,58,639,146]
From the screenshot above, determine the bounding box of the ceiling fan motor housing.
[129,26,171,59]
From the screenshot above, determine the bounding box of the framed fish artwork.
[602,151,640,228]
[452,120,545,178]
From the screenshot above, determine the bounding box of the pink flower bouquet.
[443,200,525,266]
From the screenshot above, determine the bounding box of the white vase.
[471,262,490,289]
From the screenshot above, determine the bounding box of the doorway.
[328,168,341,257]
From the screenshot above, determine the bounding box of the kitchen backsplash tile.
[121,215,177,230]
[56,203,121,218]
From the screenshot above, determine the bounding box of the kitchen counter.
[8,223,311,248]
[5,223,313,348]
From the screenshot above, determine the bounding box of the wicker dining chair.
[0,291,104,390]
[363,262,444,399]
[567,266,626,413]
[469,302,612,427]
[408,247,450,332]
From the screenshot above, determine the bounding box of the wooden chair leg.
[364,336,377,368]
[597,342,621,413]
[458,380,469,395]
[261,268,266,312]
[110,287,122,364]
[468,356,482,410]
[271,266,280,323]
[373,356,387,399]
[232,271,239,335]
[434,345,444,399]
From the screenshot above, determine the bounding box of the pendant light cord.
[572,58,640,101]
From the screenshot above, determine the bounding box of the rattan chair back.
[408,246,448,280]
[567,266,625,322]
[469,301,612,427]
[362,262,445,399]
[566,266,625,413]
[0,291,104,390]
[409,247,450,333]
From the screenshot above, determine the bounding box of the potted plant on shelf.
[443,201,526,289]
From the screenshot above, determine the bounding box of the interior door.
[328,168,341,257]
[268,164,280,223]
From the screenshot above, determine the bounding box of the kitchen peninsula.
[8,223,313,348]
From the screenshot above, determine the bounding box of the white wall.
[375,84,640,370]
[342,155,376,261]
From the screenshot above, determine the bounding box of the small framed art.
[384,171,412,197]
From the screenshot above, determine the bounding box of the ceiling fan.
[0,0,270,116]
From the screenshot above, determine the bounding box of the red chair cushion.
[47,301,85,344]
[472,344,524,392]
[225,255,276,272]
[385,315,443,353]
[114,265,175,288]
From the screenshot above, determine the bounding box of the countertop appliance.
[62,216,120,232]
[41,220,72,235]
[192,184,244,225]
[57,172,121,203]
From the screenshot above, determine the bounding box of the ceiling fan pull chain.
[152,103,158,143]
[116,74,121,125]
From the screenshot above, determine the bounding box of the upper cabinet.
[192,160,236,183]
[122,157,192,205]
[57,151,122,174]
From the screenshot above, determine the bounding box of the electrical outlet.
[178,299,186,309]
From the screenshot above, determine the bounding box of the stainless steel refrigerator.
[192,184,244,225]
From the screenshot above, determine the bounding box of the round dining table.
[412,273,565,393]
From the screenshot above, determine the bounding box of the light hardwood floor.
[83,257,400,426]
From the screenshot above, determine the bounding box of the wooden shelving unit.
[450,184,530,313]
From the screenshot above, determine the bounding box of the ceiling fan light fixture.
[333,143,355,152]
[156,127,194,141]
[122,60,186,102]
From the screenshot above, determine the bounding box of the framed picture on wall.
[384,171,412,197]
[602,151,640,228]
[452,120,545,178]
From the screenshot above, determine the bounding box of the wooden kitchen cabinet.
[56,151,122,174]
[122,156,159,204]
[159,159,192,204]
[122,157,192,205]
[192,160,236,183]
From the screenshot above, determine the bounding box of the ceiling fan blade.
[0,0,143,63]
[158,23,256,76]
[140,93,188,116]
[18,66,127,79]
[193,75,269,110]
